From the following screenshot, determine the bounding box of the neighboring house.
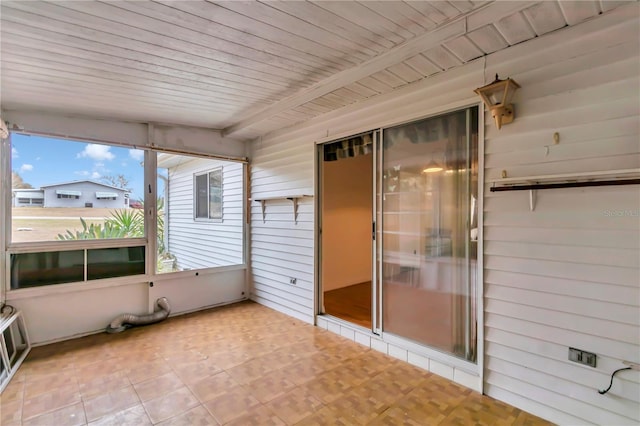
[158,154,244,271]
[40,181,129,208]
[12,189,44,207]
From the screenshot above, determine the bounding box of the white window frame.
[1,125,247,297]
[3,133,150,292]
[194,167,223,221]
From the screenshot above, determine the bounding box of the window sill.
[193,218,223,223]
[151,263,247,281]
[6,264,247,300]
[6,274,150,300]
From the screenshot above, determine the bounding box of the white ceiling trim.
[222,1,539,137]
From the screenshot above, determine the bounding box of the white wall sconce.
[474,74,521,129]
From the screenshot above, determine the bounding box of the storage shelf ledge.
[252,195,312,223]
[488,168,640,211]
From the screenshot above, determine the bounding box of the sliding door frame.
[314,101,485,384]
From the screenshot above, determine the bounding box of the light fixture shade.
[422,159,443,174]
[474,74,521,129]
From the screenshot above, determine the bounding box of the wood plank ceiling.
[0,1,625,141]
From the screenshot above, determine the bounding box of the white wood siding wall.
[250,5,639,424]
[249,139,315,322]
[167,158,244,270]
[481,9,640,426]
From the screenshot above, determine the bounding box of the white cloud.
[95,162,105,168]
[11,147,18,158]
[20,164,33,172]
[91,172,101,179]
[75,170,90,177]
[129,149,144,161]
[77,144,115,161]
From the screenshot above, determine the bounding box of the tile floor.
[0,301,553,425]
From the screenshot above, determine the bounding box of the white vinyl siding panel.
[249,5,639,424]
[480,9,640,426]
[166,158,243,270]
[249,138,314,323]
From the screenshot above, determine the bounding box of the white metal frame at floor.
[0,308,31,394]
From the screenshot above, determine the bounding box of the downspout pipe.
[106,297,171,333]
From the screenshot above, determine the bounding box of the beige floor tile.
[367,406,433,426]
[133,371,183,402]
[439,392,523,426]
[21,382,81,421]
[279,358,329,386]
[171,359,222,385]
[83,385,140,423]
[224,404,285,426]
[78,369,130,399]
[189,371,240,403]
[323,393,388,425]
[204,348,253,370]
[156,405,218,426]
[264,387,324,425]
[203,385,261,424]
[226,358,275,385]
[10,301,552,426]
[143,386,199,424]
[244,369,297,404]
[0,399,23,425]
[0,379,25,404]
[126,359,173,385]
[300,370,355,404]
[295,405,361,426]
[23,370,78,400]
[22,402,86,426]
[87,404,152,426]
[75,357,126,382]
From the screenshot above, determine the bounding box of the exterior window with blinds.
[195,168,223,220]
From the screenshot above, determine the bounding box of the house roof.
[40,180,129,192]
[0,1,625,141]
[11,188,44,194]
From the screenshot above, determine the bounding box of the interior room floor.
[323,282,372,329]
[0,301,551,426]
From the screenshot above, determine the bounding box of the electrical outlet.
[289,278,297,285]
[623,361,640,371]
[568,347,597,368]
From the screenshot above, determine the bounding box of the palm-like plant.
[57,199,165,249]
[105,209,144,237]
[57,218,128,240]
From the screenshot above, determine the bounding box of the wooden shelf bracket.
[253,195,312,223]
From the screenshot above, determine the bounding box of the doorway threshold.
[316,314,481,393]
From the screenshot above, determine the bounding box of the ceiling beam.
[222,1,539,137]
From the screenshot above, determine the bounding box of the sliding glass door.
[379,107,478,361]
[317,106,479,362]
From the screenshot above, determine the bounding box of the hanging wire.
[598,367,632,395]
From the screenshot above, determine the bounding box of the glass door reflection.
[380,107,478,362]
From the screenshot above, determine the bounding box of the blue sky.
[11,134,147,201]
